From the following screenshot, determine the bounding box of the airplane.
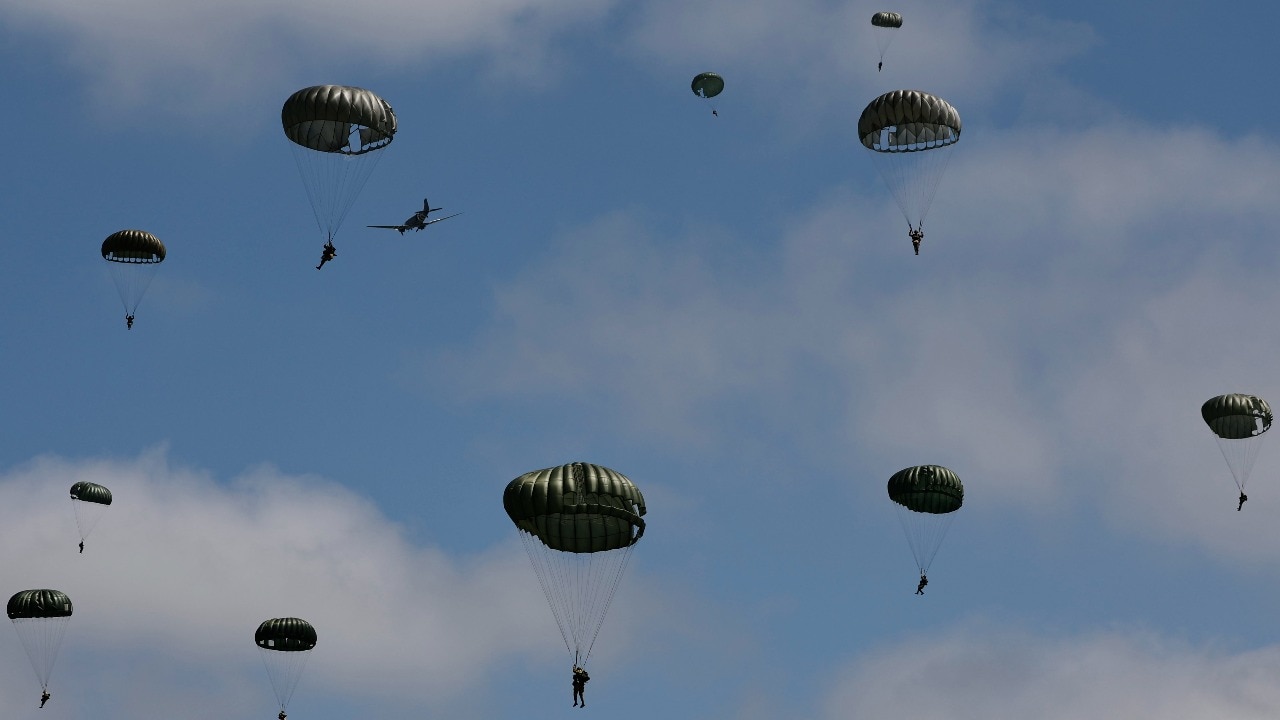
[367,198,461,235]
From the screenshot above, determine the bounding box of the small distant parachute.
[504,462,646,666]
[282,85,397,245]
[870,12,903,70]
[858,90,961,244]
[8,589,73,694]
[888,465,963,581]
[1202,393,1272,498]
[101,230,165,322]
[256,617,317,716]
[69,481,112,551]
[691,72,724,115]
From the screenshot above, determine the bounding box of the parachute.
[8,589,73,693]
[691,72,724,115]
[255,617,317,716]
[69,481,112,550]
[101,230,165,319]
[887,465,963,577]
[870,12,903,69]
[281,85,397,244]
[504,462,646,666]
[858,90,961,239]
[1202,393,1272,495]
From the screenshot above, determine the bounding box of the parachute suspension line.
[1215,436,1264,493]
[106,262,161,315]
[258,647,312,711]
[11,617,70,690]
[518,530,574,655]
[582,543,635,664]
[521,530,636,665]
[71,501,108,543]
[869,141,956,228]
[893,505,955,575]
[289,141,387,240]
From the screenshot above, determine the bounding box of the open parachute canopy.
[858,90,961,231]
[690,72,724,99]
[504,462,645,665]
[887,465,963,576]
[255,617,316,713]
[69,481,113,548]
[101,230,165,317]
[8,590,72,692]
[282,85,397,242]
[1202,393,1272,493]
[69,481,112,506]
[871,11,903,28]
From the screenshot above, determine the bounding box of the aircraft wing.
[367,225,408,231]
[423,213,463,226]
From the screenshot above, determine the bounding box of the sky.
[1,0,1280,717]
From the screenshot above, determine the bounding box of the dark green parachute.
[69,482,113,550]
[69,481,112,505]
[871,11,903,28]
[858,90,961,241]
[1202,394,1272,495]
[505,462,645,665]
[870,12,903,68]
[691,72,724,116]
[690,72,724,99]
[888,465,962,576]
[282,85,397,244]
[101,229,165,319]
[256,617,317,714]
[7,590,73,620]
[8,590,73,692]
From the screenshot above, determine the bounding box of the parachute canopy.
[888,465,962,576]
[505,462,645,665]
[871,11,903,28]
[101,230,165,264]
[8,590,72,692]
[858,90,961,233]
[256,617,316,713]
[690,72,724,99]
[101,230,165,317]
[7,590,73,620]
[255,617,318,652]
[70,481,112,506]
[1202,393,1272,493]
[281,85,397,243]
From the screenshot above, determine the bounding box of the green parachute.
[691,72,724,115]
[256,617,317,716]
[887,465,963,582]
[8,589,73,696]
[69,481,112,552]
[504,462,646,666]
[1202,393,1272,501]
[282,85,397,245]
[870,12,903,70]
[858,90,961,252]
[101,229,165,324]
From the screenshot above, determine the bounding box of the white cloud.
[821,625,1280,720]
[0,0,613,117]
[0,449,560,717]
[426,117,1280,559]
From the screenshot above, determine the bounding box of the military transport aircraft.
[367,198,461,235]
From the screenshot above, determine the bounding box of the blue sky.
[2,0,1280,718]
